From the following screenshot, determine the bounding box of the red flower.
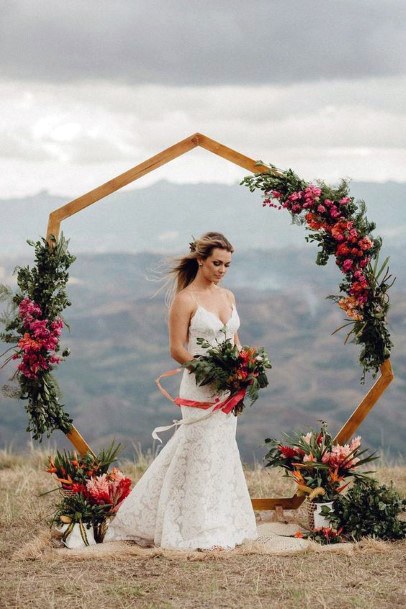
[336,243,351,257]
[305,212,324,230]
[71,483,88,495]
[279,445,299,459]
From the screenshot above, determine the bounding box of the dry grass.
[0,447,405,609]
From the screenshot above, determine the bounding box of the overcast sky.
[1,0,405,197]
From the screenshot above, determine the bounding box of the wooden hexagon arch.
[46,133,394,511]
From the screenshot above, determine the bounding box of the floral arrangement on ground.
[265,421,406,545]
[264,421,378,503]
[242,167,395,382]
[45,441,132,546]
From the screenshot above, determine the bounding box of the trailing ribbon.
[152,368,246,443]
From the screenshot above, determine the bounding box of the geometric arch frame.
[45,132,394,510]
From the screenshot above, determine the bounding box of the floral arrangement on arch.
[264,422,378,503]
[242,168,394,381]
[0,234,75,439]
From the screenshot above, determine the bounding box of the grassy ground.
[0,447,405,609]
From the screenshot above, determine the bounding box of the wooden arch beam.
[46,133,278,243]
[46,132,394,510]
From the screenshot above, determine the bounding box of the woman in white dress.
[104,232,258,550]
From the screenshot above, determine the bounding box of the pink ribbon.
[155,368,246,414]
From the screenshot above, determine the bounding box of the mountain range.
[0,180,404,463]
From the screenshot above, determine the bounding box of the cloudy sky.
[1,0,405,197]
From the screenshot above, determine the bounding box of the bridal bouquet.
[183,328,272,415]
[264,422,378,502]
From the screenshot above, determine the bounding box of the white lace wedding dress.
[104,302,258,550]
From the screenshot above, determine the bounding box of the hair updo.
[169,231,234,295]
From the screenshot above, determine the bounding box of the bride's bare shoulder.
[222,287,236,305]
[170,288,194,312]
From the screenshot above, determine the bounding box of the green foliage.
[329,478,406,541]
[52,491,110,526]
[0,233,76,440]
[48,441,122,485]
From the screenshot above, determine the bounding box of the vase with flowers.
[45,441,132,548]
[264,421,378,530]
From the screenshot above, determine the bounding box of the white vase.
[58,522,96,549]
[313,501,334,529]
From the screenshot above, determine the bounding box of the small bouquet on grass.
[45,441,132,545]
[264,421,378,502]
[183,328,272,415]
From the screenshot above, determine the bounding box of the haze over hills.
[0,180,404,462]
[0,248,404,463]
[1,179,406,256]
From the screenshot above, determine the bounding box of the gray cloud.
[1,0,405,85]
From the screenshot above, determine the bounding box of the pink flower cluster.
[322,436,361,470]
[12,297,64,379]
[85,467,132,513]
[264,185,374,318]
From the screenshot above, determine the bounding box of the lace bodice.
[180,303,240,402]
[187,303,240,354]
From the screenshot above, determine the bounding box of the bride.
[104,232,258,550]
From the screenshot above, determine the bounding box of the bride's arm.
[168,293,196,365]
[234,331,242,351]
[224,288,242,351]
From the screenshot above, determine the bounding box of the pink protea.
[322,442,361,470]
[86,469,132,512]
[350,436,361,451]
[86,474,111,504]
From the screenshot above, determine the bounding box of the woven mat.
[11,520,379,561]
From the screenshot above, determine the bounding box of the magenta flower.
[342,259,353,272]
[348,228,359,242]
[18,297,42,319]
[359,257,370,268]
[330,207,341,219]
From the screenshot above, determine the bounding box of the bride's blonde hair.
[159,232,233,306]
[172,231,234,289]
